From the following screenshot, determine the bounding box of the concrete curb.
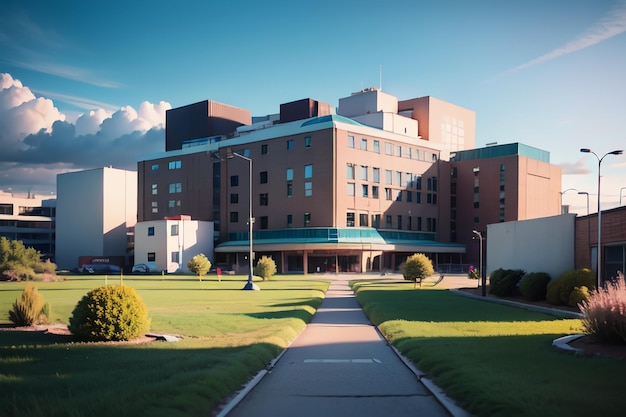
[552,334,585,355]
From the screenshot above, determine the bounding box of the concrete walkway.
[219,274,471,417]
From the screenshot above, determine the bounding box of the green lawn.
[352,279,626,417]
[0,274,329,417]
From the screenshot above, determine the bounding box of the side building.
[0,191,56,260]
[55,167,137,271]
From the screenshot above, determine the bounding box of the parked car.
[82,264,121,274]
[131,262,160,274]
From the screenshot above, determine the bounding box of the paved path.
[221,275,470,417]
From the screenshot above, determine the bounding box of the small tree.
[9,284,50,326]
[401,253,434,288]
[187,254,212,280]
[254,256,276,280]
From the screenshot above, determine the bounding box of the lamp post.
[472,230,485,296]
[559,188,578,214]
[577,191,589,216]
[227,151,258,290]
[580,148,624,289]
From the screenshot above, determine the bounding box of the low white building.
[487,213,576,279]
[134,215,214,273]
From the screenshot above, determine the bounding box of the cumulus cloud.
[0,73,171,196]
[560,158,592,175]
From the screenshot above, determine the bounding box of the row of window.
[146,251,180,264]
[347,185,437,204]
[151,160,182,172]
[146,224,179,236]
[229,213,311,228]
[347,135,438,161]
[346,165,436,190]
[346,212,437,232]
[151,183,183,195]
[150,200,182,214]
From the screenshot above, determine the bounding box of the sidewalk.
[218,274,470,417]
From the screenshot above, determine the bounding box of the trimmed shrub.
[187,254,211,279]
[254,256,276,280]
[519,272,551,301]
[489,269,524,297]
[569,286,590,307]
[8,284,49,326]
[69,285,151,342]
[401,253,434,288]
[546,268,595,306]
[579,277,626,344]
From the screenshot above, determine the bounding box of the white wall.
[487,214,576,279]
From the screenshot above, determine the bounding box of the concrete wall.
[487,214,576,279]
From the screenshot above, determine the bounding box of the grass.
[352,279,626,417]
[0,274,329,417]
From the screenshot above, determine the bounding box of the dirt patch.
[0,324,157,345]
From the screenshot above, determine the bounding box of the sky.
[0,0,625,214]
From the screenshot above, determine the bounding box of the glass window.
[373,140,380,153]
[151,184,157,195]
[287,182,293,197]
[151,164,159,171]
[304,212,311,226]
[305,136,312,147]
[287,214,293,228]
[346,212,355,227]
[385,142,393,155]
[170,224,179,236]
[260,171,268,184]
[286,168,293,181]
[347,135,355,148]
[242,149,251,157]
[147,252,156,262]
[360,138,367,150]
[359,213,368,227]
[260,193,268,206]
[169,182,182,193]
[385,188,392,200]
[168,160,181,170]
[347,183,355,196]
[373,167,380,183]
[395,171,402,186]
[287,140,294,150]
[148,227,155,236]
[230,193,238,204]
[260,216,268,229]
[385,215,392,228]
[304,182,312,197]
[346,164,355,179]
[361,166,368,181]
[362,184,368,197]
[230,212,239,222]
[261,144,268,154]
[304,164,313,178]
[171,252,179,263]
[230,175,239,187]
[385,170,392,185]
[372,185,379,199]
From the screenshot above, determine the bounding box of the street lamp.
[580,148,624,288]
[577,191,590,216]
[559,188,578,214]
[472,230,486,296]
[227,151,259,291]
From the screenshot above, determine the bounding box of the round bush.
[489,269,524,297]
[519,272,551,301]
[253,255,276,280]
[568,286,590,307]
[547,268,595,306]
[69,285,151,342]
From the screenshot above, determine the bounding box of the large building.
[137,88,561,274]
[55,167,137,270]
[0,191,56,260]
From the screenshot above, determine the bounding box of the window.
[147,227,155,236]
[168,160,181,170]
[417,217,422,231]
[286,168,293,181]
[385,188,392,200]
[170,224,179,236]
[242,148,251,157]
[385,170,392,184]
[347,183,355,196]
[395,171,402,186]
[395,145,402,157]
[372,185,379,199]
[406,191,413,202]
[427,194,432,204]
[415,175,422,189]
[396,190,402,202]
[151,164,159,171]
[373,140,380,153]
[360,138,367,150]
[373,167,380,183]
[416,192,421,204]
[406,173,413,188]
[260,193,269,206]
[151,201,158,213]
[304,212,311,227]
[261,144,268,154]
[305,136,311,147]
[385,142,393,155]
[362,184,368,197]
[359,213,368,227]
[151,184,158,195]
[168,200,181,208]
[171,252,180,263]
[147,252,156,262]
[304,182,312,197]
[346,164,355,179]
[287,183,293,197]
[346,212,355,227]
[372,214,381,228]
[397,215,402,230]
[287,139,294,150]
[347,135,355,148]
[230,175,239,187]
[304,164,313,178]
[169,182,182,193]
[385,215,392,228]
[230,212,239,222]
[287,214,293,228]
[0,204,13,215]
[260,216,268,229]
[260,171,268,184]
[230,193,239,204]
[361,166,368,181]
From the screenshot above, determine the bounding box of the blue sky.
[1,0,625,213]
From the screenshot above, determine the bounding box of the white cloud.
[495,1,626,78]
[0,73,171,195]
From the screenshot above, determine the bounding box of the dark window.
[287,139,294,150]
[304,212,311,227]
[346,212,355,227]
[0,204,13,215]
[230,175,239,187]
[230,212,239,222]
[305,136,311,147]
[287,183,293,197]
[230,193,238,204]
[260,216,268,229]
[147,252,156,262]
[147,227,154,236]
[260,193,269,206]
[359,213,368,226]
[287,214,293,227]
[397,215,402,230]
[261,144,268,154]
[260,171,268,184]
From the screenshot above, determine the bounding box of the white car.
[132,262,160,274]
